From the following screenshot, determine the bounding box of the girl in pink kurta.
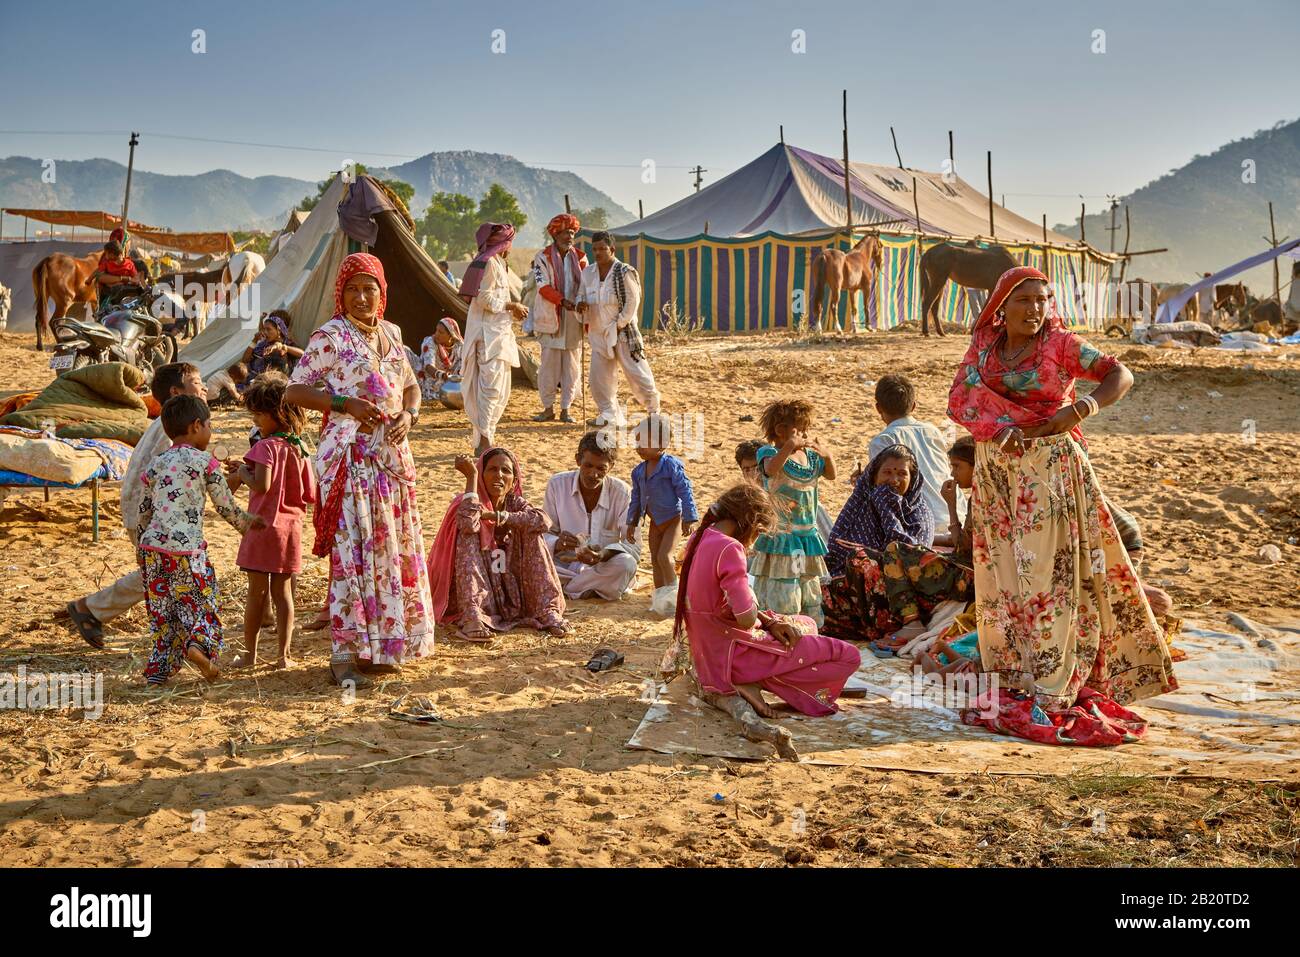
[664,484,860,718]
[427,446,570,643]
[226,372,317,669]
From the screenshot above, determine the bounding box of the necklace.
[346,313,379,336]
[1000,335,1035,367]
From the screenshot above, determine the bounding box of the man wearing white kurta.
[543,431,641,599]
[529,214,587,423]
[575,231,661,428]
[462,245,526,453]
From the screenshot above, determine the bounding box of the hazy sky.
[1,0,1296,227]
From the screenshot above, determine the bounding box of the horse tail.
[32,259,50,348]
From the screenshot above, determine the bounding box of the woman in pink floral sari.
[285,253,434,688]
[947,266,1176,745]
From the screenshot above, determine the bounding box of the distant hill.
[0,151,634,247]
[1054,117,1300,293]
[371,150,635,247]
[0,156,313,233]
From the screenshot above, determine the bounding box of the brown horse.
[808,233,884,333]
[918,241,1018,336]
[31,251,102,351]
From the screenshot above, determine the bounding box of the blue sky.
[1,0,1296,227]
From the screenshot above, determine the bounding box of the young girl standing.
[749,399,836,627]
[226,372,317,669]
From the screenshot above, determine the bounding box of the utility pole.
[1105,195,1121,253]
[689,166,707,192]
[121,132,140,225]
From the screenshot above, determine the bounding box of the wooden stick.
[986,151,995,238]
[312,744,465,775]
[890,126,904,168]
[701,690,797,761]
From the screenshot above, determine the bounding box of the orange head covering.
[972,266,1058,343]
[547,213,580,238]
[334,252,387,321]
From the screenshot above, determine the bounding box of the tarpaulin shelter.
[1,208,235,256]
[592,143,1117,333]
[182,174,467,378]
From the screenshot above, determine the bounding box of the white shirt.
[464,255,520,367]
[542,470,640,553]
[577,260,640,359]
[204,370,235,402]
[867,416,963,525]
[120,417,174,541]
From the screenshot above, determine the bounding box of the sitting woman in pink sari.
[947,266,1176,746]
[663,484,860,719]
[427,447,571,643]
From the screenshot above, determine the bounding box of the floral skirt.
[879,541,973,624]
[971,434,1176,712]
[325,439,434,665]
[141,549,222,684]
[821,545,896,644]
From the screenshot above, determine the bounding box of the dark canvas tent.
[0,240,103,331]
[183,174,468,378]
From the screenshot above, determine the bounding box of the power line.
[0,128,714,171]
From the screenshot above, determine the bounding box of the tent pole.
[842,89,853,333]
[638,200,644,220]
[1079,203,1086,245]
[890,126,904,168]
[913,177,923,328]
[948,131,954,173]
[1269,201,1280,301]
[986,151,995,239]
[564,194,571,215]
[1042,213,1050,282]
[779,124,784,145]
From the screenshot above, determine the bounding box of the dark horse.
[155,263,229,338]
[808,233,884,333]
[918,241,1018,336]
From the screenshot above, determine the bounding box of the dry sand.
[0,327,1297,867]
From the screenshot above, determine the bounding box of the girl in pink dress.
[664,484,861,718]
[226,372,317,669]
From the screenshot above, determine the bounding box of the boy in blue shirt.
[625,414,698,612]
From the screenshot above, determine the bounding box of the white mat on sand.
[626,618,1300,780]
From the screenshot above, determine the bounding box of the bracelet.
[1079,394,1099,417]
[330,393,347,413]
[997,428,1016,450]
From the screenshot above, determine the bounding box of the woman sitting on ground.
[875,435,977,651]
[662,484,861,718]
[821,444,933,647]
[427,447,571,643]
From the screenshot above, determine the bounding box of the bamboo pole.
[986,151,995,238]
[842,89,853,333]
[890,126,904,168]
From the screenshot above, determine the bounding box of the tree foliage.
[416,183,529,261]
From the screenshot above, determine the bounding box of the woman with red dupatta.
[947,266,1176,746]
[285,253,434,688]
[427,447,570,644]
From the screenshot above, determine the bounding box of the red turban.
[547,213,580,237]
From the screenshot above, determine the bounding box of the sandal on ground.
[66,602,105,650]
[532,408,556,422]
[389,693,441,723]
[559,410,576,423]
[330,660,373,689]
[447,624,495,645]
[584,647,625,672]
[869,638,900,658]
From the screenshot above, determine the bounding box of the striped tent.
[588,143,1116,333]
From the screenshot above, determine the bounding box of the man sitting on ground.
[542,430,641,600]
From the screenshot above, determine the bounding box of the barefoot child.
[136,396,264,685]
[749,399,836,627]
[225,373,317,669]
[626,414,698,615]
[664,484,860,717]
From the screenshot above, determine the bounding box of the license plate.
[49,354,75,370]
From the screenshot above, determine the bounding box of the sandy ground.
[0,326,1297,867]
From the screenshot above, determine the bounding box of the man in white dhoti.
[575,231,661,428]
[543,431,641,599]
[529,213,587,423]
[459,222,527,454]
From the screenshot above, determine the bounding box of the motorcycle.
[49,284,179,378]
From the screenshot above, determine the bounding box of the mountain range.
[1053,117,1300,291]
[0,150,635,248]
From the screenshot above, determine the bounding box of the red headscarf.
[457,223,515,301]
[547,213,580,237]
[334,252,388,321]
[426,446,526,621]
[971,266,1059,345]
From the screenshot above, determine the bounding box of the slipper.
[389,693,441,724]
[66,602,104,650]
[447,624,495,645]
[584,647,625,672]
